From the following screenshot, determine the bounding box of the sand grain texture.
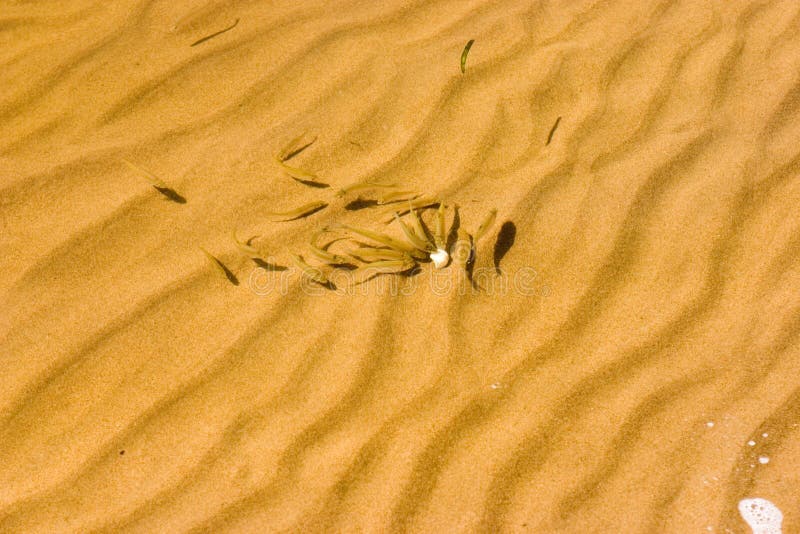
[2,0,800,532]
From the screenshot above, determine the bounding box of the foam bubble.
[738,498,783,534]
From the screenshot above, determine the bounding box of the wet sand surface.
[1,1,799,532]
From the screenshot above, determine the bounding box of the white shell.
[430,248,450,269]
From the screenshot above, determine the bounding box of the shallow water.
[1,0,799,532]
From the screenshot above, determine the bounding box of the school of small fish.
[258,132,498,289]
[121,130,497,289]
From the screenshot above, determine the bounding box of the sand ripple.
[2,0,799,532]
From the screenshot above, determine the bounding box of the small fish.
[190,18,240,47]
[122,159,186,202]
[348,246,411,263]
[199,247,237,284]
[274,157,328,187]
[231,230,261,259]
[358,258,415,273]
[377,190,421,205]
[408,206,435,249]
[546,116,561,145]
[121,158,169,189]
[336,182,398,197]
[380,197,439,222]
[473,208,497,243]
[266,201,327,221]
[278,132,317,161]
[309,245,348,265]
[331,223,426,259]
[461,39,475,73]
[434,203,447,249]
[452,227,473,268]
[393,213,433,252]
[308,230,349,265]
[353,258,416,284]
[290,254,330,285]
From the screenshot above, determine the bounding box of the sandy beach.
[1,0,799,532]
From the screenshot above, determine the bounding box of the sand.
[1,0,799,532]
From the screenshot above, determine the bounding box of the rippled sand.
[2,1,799,532]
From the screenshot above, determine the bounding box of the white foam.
[758,456,770,465]
[738,498,783,534]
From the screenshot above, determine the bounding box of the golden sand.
[1,1,799,532]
